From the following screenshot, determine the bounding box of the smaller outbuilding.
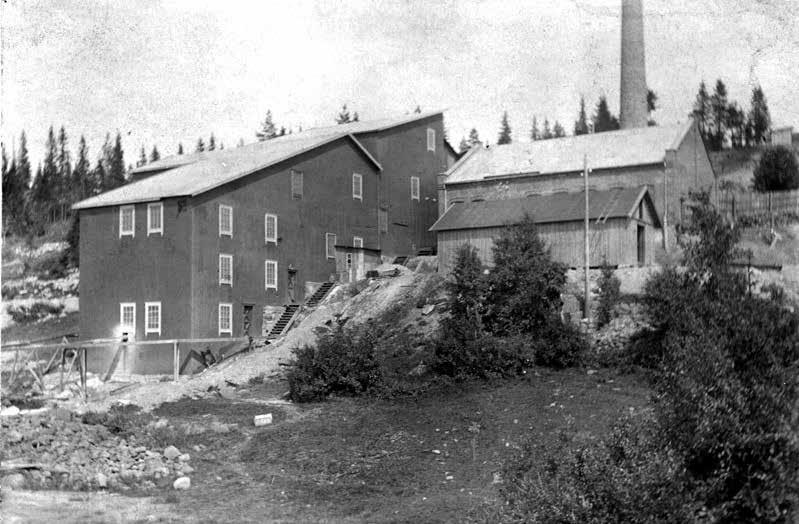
[430,186,661,273]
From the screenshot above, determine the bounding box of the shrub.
[595,262,620,328]
[753,145,799,191]
[7,301,64,324]
[432,332,534,379]
[29,249,68,280]
[530,319,588,369]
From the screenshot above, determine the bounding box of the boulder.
[173,476,191,490]
[96,472,108,488]
[163,445,181,460]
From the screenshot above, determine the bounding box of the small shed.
[430,186,661,273]
[334,245,382,283]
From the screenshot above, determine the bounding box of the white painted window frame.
[264,213,278,244]
[218,303,232,336]
[147,203,163,236]
[144,301,161,335]
[353,236,363,248]
[325,233,337,259]
[265,259,278,290]
[120,302,136,334]
[119,205,135,237]
[411,176,420,201]
[427,128,436,152]
[219,253,233,286]
[219,204,233,237]
[352,173,363,200]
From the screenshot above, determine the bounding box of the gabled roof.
[75,110,443,210]
[430,186,660,231]
[444,122,693,185]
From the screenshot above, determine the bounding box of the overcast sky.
[2,0,797,168]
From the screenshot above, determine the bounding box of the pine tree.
[541,118,553,139]
[8,132,32,234]
[150,146,160,162]
[574,97,589,135]
[693,81,711,143]
[196,137,205,153]
[592,96,620,133]
[177,143,184,155]
[208,134,216,151]
[468,128,481,148]
[726,103,746,149]
[336,104,351,124]
[709,79,729,150]
[56,126,71,218]
[138,146,147,167]
[497,111,512,145]
[458,137,469,153]
[647,89,658,126]
[72,136,90,202]
[105,132,126,190]
[256,110,277,141]
[748,85,771,145]
[530,117,540,141]
[29,126,59,225]
[414,105,422,114]
[1,144,13,234]
[279,127,286,136]
[90,159,106,196]
[353,112,359,122]
[553,121,566,138]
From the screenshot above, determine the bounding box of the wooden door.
[637,225,645,266]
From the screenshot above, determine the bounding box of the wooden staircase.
[266,304,301,340]
[306,282,335,308]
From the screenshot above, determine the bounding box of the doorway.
[636,225,645,266]
[242,305,253,337]
[287,265,298,304]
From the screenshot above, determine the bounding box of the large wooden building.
[431,187,662,272]
[73,111,448,353]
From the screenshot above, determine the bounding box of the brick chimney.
[619,0,648,129]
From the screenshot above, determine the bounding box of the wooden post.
[173,341,179,383]
[80,347,87,400]
[583,154,590,321]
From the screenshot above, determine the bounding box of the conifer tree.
[530,117,540,141]
[90,158,106,196]
[72,136,90,202]
[138,146,147,167]
[150,146,160,162]
[592,96,620,133]
[497,111,512,145]
[574,97,589,135]
[208,134,216,151]
[9,132,32,234]
[56,126,71,217]
[177,143,184,155]
[553,121,566,138]
[541,118,553,139]
[105,132,126,190]
[468,128,481,148]
[336,104,351,124]
[256,110,277,140]
[748,85,771,145]
[693,81,711,142]
[1,145,13,233]
[353,112,359,122]
[458,137,469,153]
[710,79,729,150]
[647,89,658,126]
[414,105,421,114]
[196,137,205,153]
[30,126,59,224]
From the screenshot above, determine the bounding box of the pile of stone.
[0,408,192,491]
[589,302,651,367]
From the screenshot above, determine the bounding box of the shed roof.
[444,121,693,185]
[75,110,442,210]
[429,186,659,231]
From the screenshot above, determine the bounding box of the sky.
[2,0,798,168]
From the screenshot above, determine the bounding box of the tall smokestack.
[619,0,648,129]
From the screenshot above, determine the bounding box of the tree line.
[692,79,771,150]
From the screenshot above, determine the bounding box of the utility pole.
[583,154,590,320]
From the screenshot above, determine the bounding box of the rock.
[1,473,26,489]
[181,465,195,475]
[6,429,23,444]
[0,406,20,417]
[192,445,201,452]
[96,472,108,488]
[253,414,273,426]
[421,304,436,316]
[178,454,190,462]
[173,476,191,490]
[163,445,181,460]
[586,369,597,375]
[153,418,169,429]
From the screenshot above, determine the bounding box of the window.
[219,205,233,237]
[378,209,388,233]
[325,233,336,259]
[291,170,303,199]
[219,254,233,286]
[352,173,363,200]
[218,303,232,335]
[144,302,161,335]
[427,128,436,152]
[411,176,420,200]
[119,206,135,237]
[120,303,135,334]
[265,260,278,290]
[264,213,278,244]
[147,203,163,235]
[353,236,363,248]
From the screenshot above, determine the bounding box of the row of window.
[120,203,162,237]
[119,302,161,335]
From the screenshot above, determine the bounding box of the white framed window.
[219,253,233,286]
[144,301,161,335]
[147,203,163,235]
[411,176,420,201]
[291,170,303,199]
[218,303,232,336]
[427,128,436,152]
[353,236,363,248]
[352,173,363,200]
[264,213,278,244]
[325,233,336,259]
[120,302,136,334]
[219,204,233,237]
[265,259,278,290]
[119,205,135,237]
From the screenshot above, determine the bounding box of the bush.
[286,321,383,402]
[7,301,64,324]
[595,262,621,328]
[29,249,68,280]
[753,145,799,191]
[432,332,534,379]
[530,319,588,369]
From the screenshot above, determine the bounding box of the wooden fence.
[718,189,799,221]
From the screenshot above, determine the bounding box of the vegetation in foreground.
[495,191,799,523]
